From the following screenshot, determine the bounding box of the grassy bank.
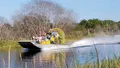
[0,39,77,50]
[0,40,21,50]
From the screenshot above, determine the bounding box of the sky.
[0,0,30,21]
[0,0,120,22]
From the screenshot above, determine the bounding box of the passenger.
[42,31,46,36]
[55,32,59,38]
[41,31,47,40]
[51,31,59,38]
[46,32,51,40]
[50,36,55,44]
[33,31,59,44]
[32,36,40,43]
[32,35,39,41]
[51,31,56,37]
[32,36,35,40]
[38,35,42,43]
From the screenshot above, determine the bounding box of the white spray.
[42,35,120,51]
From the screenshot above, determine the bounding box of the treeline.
[74,19,120,37]
[62,19,120,39]
[0,0,120,40]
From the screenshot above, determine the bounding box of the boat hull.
[18,41,40,49]
[18,40,69,50]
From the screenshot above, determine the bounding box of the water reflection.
[20,49,68,68]
[1,44,120,68]
[20,46,94,68]
[21,49,41,60]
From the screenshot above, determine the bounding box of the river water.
[0,43,120,68]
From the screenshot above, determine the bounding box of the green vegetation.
[73,57,120,68]
[0,40,20,50]
[50,50,120,68]
[72,19,120,38]
[52,49,120,68]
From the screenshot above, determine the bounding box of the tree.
[0,17,12,40]
[12,0,76,39]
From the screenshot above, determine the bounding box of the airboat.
[18,28,69,50]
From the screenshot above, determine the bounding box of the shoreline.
[0,40,21,50]
[0,39,78,50]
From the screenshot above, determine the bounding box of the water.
[1,36,120,68]
[0,44,120,68]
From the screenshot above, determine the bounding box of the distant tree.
[75,19,120,36]
[0,17,12,40]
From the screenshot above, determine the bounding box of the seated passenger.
[41,31,47,40]
[50,36,55,44]
[46,32,51,40]
[51,31,59,38]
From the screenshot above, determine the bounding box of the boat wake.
[71,35,120,46]
[42,35,120,51]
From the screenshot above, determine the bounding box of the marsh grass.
[54,43,120,68]
[0,40,21,50]
[66,56,120,68]
[72,45,120,68]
